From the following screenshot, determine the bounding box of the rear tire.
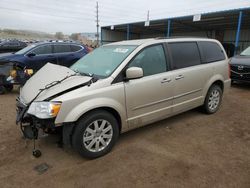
[203,85,222,114]
[72,110,119,159]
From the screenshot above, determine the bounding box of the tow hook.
[21,123,42,158]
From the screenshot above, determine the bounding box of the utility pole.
[96,1,99,46]
[145,10,150,26]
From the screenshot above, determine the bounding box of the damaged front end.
[16,97,59,140]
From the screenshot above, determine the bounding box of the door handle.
[161,78,171,83]
[175,75,184,80]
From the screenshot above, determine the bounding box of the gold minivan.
[16,38,231,158]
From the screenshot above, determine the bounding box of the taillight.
[228,63,231,78]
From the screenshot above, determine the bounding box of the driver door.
[124,44,174,129]
[26,45,56,71]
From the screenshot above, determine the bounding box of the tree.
[55,32,64,40]
[70,33,80,41]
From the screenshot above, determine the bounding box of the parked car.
[230,46,250,83]
[0,41,88,94]
[0,40,27,52]
[16,38,231,158]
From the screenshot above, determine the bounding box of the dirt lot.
[0,85,249,188]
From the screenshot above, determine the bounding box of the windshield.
[15,44,36,54]
[71,45,137,78]
[240,46,250,56]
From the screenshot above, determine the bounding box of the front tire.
[203,85,223,114]
[72,110,119,159]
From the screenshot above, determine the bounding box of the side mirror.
[126,67,143,80]
[27,52,36,57]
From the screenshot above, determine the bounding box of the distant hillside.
[0,28,55,40]
[80,32,96,41]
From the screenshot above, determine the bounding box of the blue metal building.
[101,7,250,56]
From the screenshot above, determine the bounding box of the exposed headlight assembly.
[27,102,61,119]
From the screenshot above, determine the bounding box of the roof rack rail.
[155,36,209,40]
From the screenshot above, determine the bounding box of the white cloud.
[0,0,249,34]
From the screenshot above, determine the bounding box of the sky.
[0,0,249,34]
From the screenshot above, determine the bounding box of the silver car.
[16,38,231,158]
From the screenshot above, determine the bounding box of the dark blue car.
[0,42,88,93]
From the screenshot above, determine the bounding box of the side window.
[169,42,201,69]
[31,45,52,55]
[71,45,82,52]
[199,41,226,63]
[129,44,167,76]
[54,45,71,53]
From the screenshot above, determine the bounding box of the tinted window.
[31,45,52,55]
[129,45,167,76]
[7,42,19,46]
[199,41,225,63]
[169,42,201,69]
[54,44,71,53]
[71,45,82,52]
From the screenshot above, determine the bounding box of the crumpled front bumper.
[16,97,56,139]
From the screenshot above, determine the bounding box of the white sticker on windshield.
[113,48,129,53]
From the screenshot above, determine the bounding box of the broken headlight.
[27,102,62,119]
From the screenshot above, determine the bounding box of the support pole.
[96,2,99,46]
[235,11,243,55]
[167,19,171,37]
[127,24,130,40]
[100,28,103,45]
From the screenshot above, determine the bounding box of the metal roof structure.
[101,7,250,55]
[102,7,250,34]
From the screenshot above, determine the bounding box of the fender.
[55,97,128,132]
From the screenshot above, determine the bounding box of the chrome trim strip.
[133,96,173,111]
[231,70,250,75]
[133,88,202,111]
[173,88,202,99]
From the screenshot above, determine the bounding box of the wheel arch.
[76,107,122,134]
[202,75,225,102]
[56,98,128,133]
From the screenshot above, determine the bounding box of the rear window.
[71,45,82,52]
[199,41,226,63]
[54,44,71,53]
[169,42,201,69]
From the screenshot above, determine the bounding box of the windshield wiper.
[28,73,79,105]
[73,70,99,81]
[43,73,79,90]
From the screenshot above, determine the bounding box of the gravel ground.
[0,84,249,188]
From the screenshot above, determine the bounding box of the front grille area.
[230,64,250,82]
[230,64,250,74]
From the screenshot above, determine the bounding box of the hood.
[20,63,92,104]
[0,53,22,64]
[230,55,250,65]
[0,52,12,58]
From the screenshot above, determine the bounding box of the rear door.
[70,44,87,63]
[124,44,174,129]
[53,44,75,67]
[168,42,212,113]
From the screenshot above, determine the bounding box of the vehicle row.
[0,41,89,94]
